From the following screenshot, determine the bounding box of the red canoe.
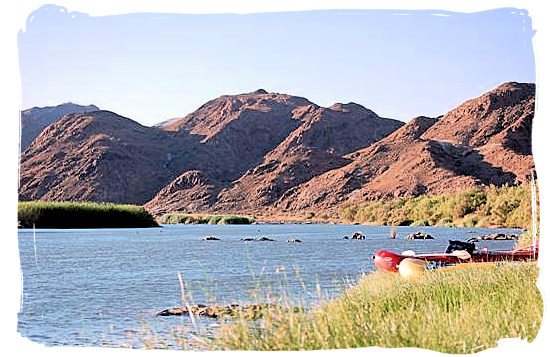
[373,244,538,273]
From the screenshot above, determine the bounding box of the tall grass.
[158,213,255,225]
[18,201,159,228]
[215,262,542,353]
[340,184,537,229]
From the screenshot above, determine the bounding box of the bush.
[411,219,430,226]
[158,213,255,225]
[339,183,536,229]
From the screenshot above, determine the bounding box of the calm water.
[17,224,520,348]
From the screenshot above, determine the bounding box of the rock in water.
[202,236,220,241]
[255,237,275,241]
[405,232,434,240]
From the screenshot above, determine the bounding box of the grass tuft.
[215,262,542,353]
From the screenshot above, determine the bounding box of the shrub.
[339,183,535,229]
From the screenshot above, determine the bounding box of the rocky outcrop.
[202,236,220,241]
[467,233,520,242]
[156,303,301,319]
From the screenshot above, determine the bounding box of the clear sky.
[18,5,535,126]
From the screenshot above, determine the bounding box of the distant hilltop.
[19,82,535,217]
[21,102,98,150]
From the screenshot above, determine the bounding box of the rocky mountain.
[20,102,98,150]
[144,95,403,215]
[19,83,535,216]
[20,91,403,207]
[274,82,535,212]
[19,110,188,204]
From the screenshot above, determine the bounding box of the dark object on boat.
[351,232,365,240]
[445,240,476,255]
[405,232,434,240]
[202,236,220,241]
[287,238,302,242]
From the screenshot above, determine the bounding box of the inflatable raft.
[373,241,538,276]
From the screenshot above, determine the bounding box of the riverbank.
[158,213,255,225]
[18,201,159,228]
[178,183,536,228]
[213,261,541,353]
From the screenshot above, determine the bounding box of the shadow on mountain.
[428,140,517,186]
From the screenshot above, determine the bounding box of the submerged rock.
[202,236,220,241]
[351,232,365,240]
[467,233,519,242]
[287,238,302,242]
[405,232,434,240]
[255,237,275,241]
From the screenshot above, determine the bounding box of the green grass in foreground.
[18,201,159,228]
[340,183,537,228]
[215,262,542,353]
[158,213,255,225]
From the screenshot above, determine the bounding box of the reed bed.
[18,201,159,228]
[214,262,542,353]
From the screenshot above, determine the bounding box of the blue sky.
[18,5,535,126]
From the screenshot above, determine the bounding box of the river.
[17,224,520,348]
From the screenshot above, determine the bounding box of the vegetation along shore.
[339,184,535,228]
[158,213,255,225]
[209,262,541,353]
[18,201,159,228]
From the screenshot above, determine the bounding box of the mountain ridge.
[19,83,535,218]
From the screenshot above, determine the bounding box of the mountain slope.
[275,82,535,212]
[19,111,186,204]
[20,102,98,150]
[19,83,535,216]
[144,100,403,214]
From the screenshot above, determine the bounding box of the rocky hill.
[20,102,98,150]
[19,83,535,217]
[274,82,535,212]
[19,110,188,203]
[145,94,403,215]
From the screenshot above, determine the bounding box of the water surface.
[17,224,520,348]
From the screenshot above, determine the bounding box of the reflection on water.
[17,224,520,347]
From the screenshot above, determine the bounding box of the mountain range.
[19,82,535,217]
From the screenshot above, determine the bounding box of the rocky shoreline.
[157,303,303,319]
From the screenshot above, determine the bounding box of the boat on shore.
[373,241,538,273]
